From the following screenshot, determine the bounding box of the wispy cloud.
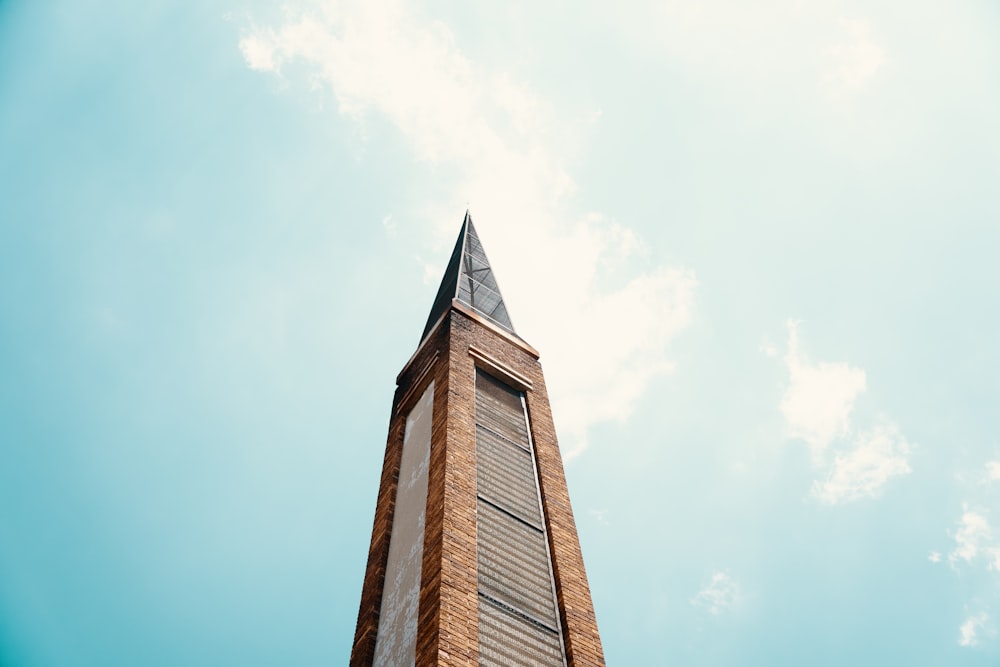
[776,321,911,504]
[959,612,990,648]
[780,321,866,457]
[936,463,1000,650]
[986,460,1000,482]
[238,0,696,458]
[949,507,1000,571]
[239,31,280,72]
[691,571,740,615]
[951,508,990,566]
[811,420,911,505]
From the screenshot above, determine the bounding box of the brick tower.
[351,213,605,667]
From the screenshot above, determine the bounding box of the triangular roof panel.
[420,212,516,341]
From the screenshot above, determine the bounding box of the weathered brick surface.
[351,307,605,666]
[453,311,606,667]
[428,313,480,666]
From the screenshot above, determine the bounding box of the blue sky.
[1,0,999,664]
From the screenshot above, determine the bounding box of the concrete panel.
[373,382,434,667]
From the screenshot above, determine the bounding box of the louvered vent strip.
[475,370,566,667]
[479,597,564,667]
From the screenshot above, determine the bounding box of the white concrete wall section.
[373,382,434,667]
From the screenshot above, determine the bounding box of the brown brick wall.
[452,311,606,667]
[409,314,475,666]
[351,307,605,666]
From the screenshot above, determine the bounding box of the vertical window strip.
[475,370,567,667]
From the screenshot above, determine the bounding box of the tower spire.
[353,210,605,667]
[421,212,515,342]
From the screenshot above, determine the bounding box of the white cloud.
[949,507,1000,571]
[928,552,942,563]
[811,420,911,505]
[239,32,279,72]
[239,0,696,459]
[951,509,990,566]
[776,322,911,504]
[822,19,887,101]
[941,478,1000,647]
[959,612,989,648]
[986,461,1000,482]
[780,321,866,457]
[691,571,740,615]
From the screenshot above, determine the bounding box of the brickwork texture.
[351,308,605,666]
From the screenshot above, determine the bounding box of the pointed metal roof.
[420,212,516,341]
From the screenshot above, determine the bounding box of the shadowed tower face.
[351,213,605,667]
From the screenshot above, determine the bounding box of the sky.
[1,0,999,664]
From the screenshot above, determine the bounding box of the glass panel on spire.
[421,212,517,341]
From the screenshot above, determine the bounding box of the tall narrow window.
[475,371,566,667]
